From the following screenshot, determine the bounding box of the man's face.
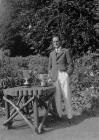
[52,37,60,49]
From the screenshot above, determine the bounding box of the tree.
[1,0,98,57]
[0,0,13,50]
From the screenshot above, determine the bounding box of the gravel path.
[0,110,99,140]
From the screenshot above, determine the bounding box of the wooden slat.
[3,96,34,125]
[3,85,56,133]
[3,96,35,130]
[33,90,39,129]
[3,86,56,96]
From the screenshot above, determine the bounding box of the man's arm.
[66,49,74,76]
[48,53,52,70]
[48,53,52,82]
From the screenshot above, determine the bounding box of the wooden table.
[3,85,56,134]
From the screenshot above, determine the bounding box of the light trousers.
[54,71,73,119]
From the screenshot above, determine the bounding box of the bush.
[0,53,99,114]
[0,55,49,89]
[0,56,28,88]
[28,55,49,74]
[70,52,99,113]
[6,0,97,56]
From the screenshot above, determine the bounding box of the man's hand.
[48,70,52,83]
[48,78,52,83]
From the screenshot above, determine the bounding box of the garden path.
[0,109,99,140]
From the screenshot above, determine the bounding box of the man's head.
[52,35,61,49]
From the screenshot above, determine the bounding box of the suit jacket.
[48,48,74,81]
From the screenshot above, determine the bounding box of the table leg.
[4,95,13,129]
[24,95,29,115]
[3,96,35,130]
[38,94,54,134]
[33,90,39,133]
[10,94,23,116]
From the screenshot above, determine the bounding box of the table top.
[3,85,56,96]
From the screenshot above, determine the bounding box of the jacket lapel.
[56,48,64,60]
[53,50,57,61]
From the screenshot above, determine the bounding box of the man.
[48,35,74,123]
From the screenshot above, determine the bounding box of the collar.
[55,46,62,53]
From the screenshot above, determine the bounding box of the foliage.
[0,53,99,114]
[70,52,99,113]
[0,55,49,88]
[0,0,15,49]
[28,55,49,74]
[1,0,98,56]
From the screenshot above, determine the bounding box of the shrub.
[70,52,99,113]
[0,55,49,88]
[28,55,49,74]
[0,56,27,88]
[0,53,99,114]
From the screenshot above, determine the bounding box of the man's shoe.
[67,119,72,124]
[67,118,74,125]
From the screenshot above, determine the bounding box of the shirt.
[55,47,62,53]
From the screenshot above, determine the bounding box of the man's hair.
[50,34,62,49]
[52,34,61,42]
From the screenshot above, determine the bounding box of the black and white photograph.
[0,0,99,140]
